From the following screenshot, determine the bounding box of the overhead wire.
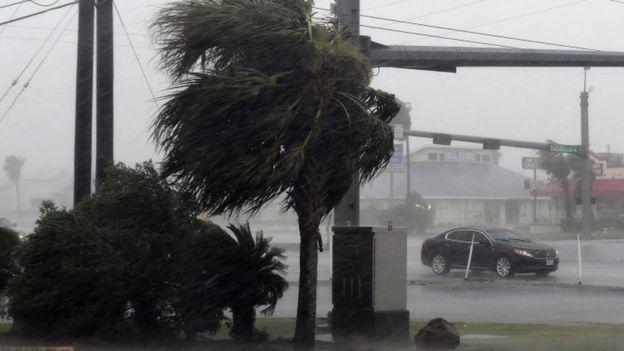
[404,0,488,21]
[0,1,22,36]
[358,12,597,51]
[0,0,28,10]
[0,8,77,124]
[401,0,589,45]
[315,3,595,51]
[29,0,62,6]
[112,0,159,109]
[0,5,73,105]
[359,24,518,49]
[362,0,410,12]
[0,1,76,27]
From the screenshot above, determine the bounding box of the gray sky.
[1,0,624,181]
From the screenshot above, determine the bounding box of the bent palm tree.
[152,0,399,347]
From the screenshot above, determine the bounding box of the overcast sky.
[1,0,624,182]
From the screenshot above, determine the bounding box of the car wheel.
[495,256,513,278]
[432,254,449,275]
[536,271,551,277]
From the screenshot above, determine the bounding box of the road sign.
[524,179,546,190]
[389,142,404,164]
[549,144,579,154]
[393,124,404,140]
[389,142,405,171]
[522,157,541,169]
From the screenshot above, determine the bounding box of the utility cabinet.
[331,226,409,339]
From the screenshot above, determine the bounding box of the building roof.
[361,161,530,200]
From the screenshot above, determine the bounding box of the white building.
[361,146,556,230]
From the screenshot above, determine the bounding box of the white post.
[577,234,583,285]
[327,211,334,280]
[465,233,475,280]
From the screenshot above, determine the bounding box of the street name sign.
[549,144,579,154]
[522,157,541,170]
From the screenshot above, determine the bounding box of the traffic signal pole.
[74,0,95,205]
[332,0,624,231]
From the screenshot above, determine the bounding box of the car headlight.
[513,249,534,258]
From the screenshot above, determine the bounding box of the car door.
[469,231,495,269]
[445,230,472,267]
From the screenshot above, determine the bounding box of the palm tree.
[222,224,288,342]
[538,142,581,227]
[151,0,399,347]
[3,155,26,214]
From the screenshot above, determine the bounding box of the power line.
[29,0,62,6]
[0,0,28,10]
[0,1,22,36]
[402,0,488,21]
[360,24,518,49]
[0,1,76,27]
[112,1,159,108]
[359,13,597,51]
[0,9,77,124]
[363,0,409,12]
[402,0,589,45]
[316,3,595,51]
[0,5,72,105]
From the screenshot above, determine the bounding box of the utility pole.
[580,68,592,240]
[74,0,95,205]
[96,0,114,183]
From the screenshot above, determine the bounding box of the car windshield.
[487,229,529,243]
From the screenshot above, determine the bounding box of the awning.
[534,179,624,198]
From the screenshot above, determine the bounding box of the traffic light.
[433,133,452,145]
[483,139,501,150]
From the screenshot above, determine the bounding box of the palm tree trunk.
[231,305,255,342]
[294,206,321,349]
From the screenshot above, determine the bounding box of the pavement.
[273,237,624,325]
[279,237,624,287]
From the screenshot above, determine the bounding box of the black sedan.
[421,227,559,278]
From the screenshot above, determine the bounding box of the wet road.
[273,282,624,325]
[280,238,624,288]
[273,238,624,324]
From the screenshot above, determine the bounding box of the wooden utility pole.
[96,0,114,183]
[74,0,95,205]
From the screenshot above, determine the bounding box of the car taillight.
[422,239,429,250]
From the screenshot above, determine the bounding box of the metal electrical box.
[331,226,409,339]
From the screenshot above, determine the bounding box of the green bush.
[6,162,288,343]
[8,162,223,340]
[0,226,19,294]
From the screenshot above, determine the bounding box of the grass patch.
[422,321,624,351]
[2,319,624,350]
[0,323,11,334]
